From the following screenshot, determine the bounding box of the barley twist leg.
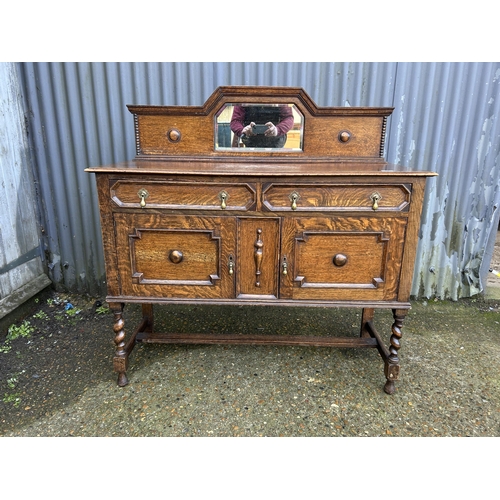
[384,309,406,395]
[110,303,129,387]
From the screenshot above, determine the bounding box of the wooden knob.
[339,131,351,143]
[333,254,348,267]
[167,129,181,142]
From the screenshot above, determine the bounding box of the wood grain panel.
[95,174,120,296]
[128,86,393,160]
[304,116,384,157]
[281,216,407,301]
[263,183,411,212]
[111,179,256,211]
[114,213,236,299]
[130,229,220,285]
[136,115,214,155]
[237,218,280,298]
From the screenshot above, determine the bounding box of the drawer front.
[111,180,257,211]
[263,183,411,212]
[114,213,236,299]
[280,216,407,301]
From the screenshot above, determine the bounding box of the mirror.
[215,103,303,151]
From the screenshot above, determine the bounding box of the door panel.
[281,216,407,301]
[114,213,235,299]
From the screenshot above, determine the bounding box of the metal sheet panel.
[0,62,47,318]
[17,62,500,299]
[385,62,500,299]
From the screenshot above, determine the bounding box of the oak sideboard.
[86,86,436,394]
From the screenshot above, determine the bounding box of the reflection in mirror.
[215,103,303,151]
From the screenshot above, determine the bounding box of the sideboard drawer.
[262,183,411,212]
[111,180,257,211]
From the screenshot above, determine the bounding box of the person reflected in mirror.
[230,105,294,148]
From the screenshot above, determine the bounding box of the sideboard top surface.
[85,160,436,178]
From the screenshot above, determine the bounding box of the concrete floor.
[0,284,498,494]
[0,289,498,438]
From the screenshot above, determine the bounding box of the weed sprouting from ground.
[0,321,35,354]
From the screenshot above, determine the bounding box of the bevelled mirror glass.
[215,103,304,151]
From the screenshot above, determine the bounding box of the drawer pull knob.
[370,192,382,210]
[289,191,300,210]
[167,128,181,142]
[138,188,149,208]
[219,190,229,210]
[333,254,348,267]
[338,130,351,143]
[228,255,234,276]
[169,250,184,264]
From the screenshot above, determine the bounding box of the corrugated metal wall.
[386,63,500,298]
[17,62,500,299]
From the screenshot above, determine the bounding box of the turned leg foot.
[117,372,129,387]
[384,379,396,395]
[383,309,406,394]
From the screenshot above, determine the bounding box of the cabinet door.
[280,216,407,301]
[114,213,236,299]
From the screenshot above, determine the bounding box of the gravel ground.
[0,289,499,438]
